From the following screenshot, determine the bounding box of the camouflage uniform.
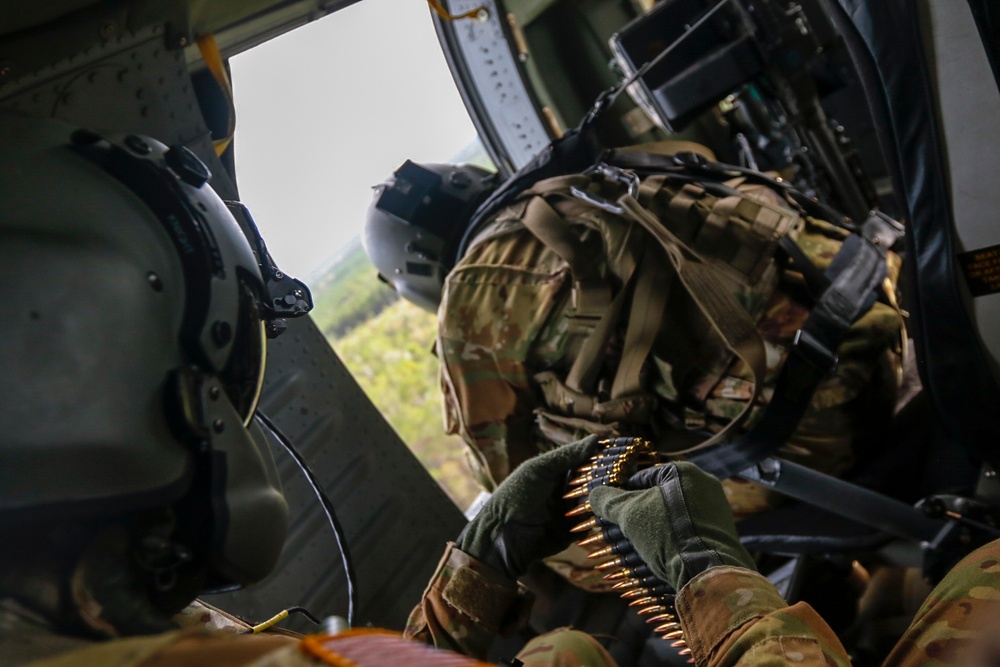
[438,180,904,518]
[673,539,1000,666]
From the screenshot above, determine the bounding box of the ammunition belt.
[563,437,692,660]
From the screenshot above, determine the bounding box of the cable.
[581,0,733,128]
[241,606,322,634]
[256,410,358,627]
[426,0,488,22]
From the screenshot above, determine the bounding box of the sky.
[230,0,481,281]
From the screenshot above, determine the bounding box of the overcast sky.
[230,0,480,280]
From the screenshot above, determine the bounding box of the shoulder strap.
[615,194,768,453]
[520,193,611,319]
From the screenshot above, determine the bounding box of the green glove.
[456,435,603,580]
[589,461,755,591]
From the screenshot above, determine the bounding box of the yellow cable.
[427,0,488,22]
[195,34,236,156]
[247,609,290,634]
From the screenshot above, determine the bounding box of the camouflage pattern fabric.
[437,167,904,524]
[674,539,1000,667]
[882,538,1000,666]
[405,542,534,659]
[514,628,617,667]
[676,566,852,666]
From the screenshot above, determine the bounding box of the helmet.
[364,160,496,312]
[0,113,311,593]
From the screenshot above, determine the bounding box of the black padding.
[828,0,1000,467]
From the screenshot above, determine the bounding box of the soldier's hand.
[456,435,603,580]
[589,461,755,592]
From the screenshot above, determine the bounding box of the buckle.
[587,162,640,198]
[792,328,839,373]
[570,162,640,214]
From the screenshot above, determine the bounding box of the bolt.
[212,419,225,433]
[273,270,284,280]
[165,145,211,187]
[449,170,473,189]
[177,36,189,47]
[124,135,151,155]
[99,22,117,39]
[208,385,221,400]
[146,272,163,291]
[211,320,232,347]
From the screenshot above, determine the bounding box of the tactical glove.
[589,461,755,591]
[456,435,603,580]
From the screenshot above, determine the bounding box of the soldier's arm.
[403,543,532,660]
[676,566,851,666]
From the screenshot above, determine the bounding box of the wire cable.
[241,606,322,634]
[427,0,488,22]
[581,0,733,127]
[256,410,358,627]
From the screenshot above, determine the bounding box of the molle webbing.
[480,153,900,475]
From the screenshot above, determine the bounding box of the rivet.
[208,386,221,400]
[124,135,151,155]
[212,419,225,433]
[211,320,233,347]
[146,272,163,291]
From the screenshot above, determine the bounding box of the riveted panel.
[0,25,236,199]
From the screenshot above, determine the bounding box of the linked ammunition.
[567,438,687,655]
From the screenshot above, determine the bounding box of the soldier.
[0,112,620,666]
[1,117,980,667]
[410,451,1000,667]
[364,149,904,589]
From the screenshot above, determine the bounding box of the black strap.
[691,211,904,479]
[459,127,604,257]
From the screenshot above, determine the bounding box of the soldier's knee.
[514,627,618,667]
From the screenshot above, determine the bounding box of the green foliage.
[331,299,481,509]
[310,238,399,339]
[309,138,499,510]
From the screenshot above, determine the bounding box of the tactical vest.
[438,145,904,506]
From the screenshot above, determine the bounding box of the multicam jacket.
[438,168,904,518]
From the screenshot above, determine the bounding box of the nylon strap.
[691,212,904,478]
[565,221,643,393]
[195,35,235,156]
[611,242,673,398]
[616,194,767,453]
[521,195,611,318]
